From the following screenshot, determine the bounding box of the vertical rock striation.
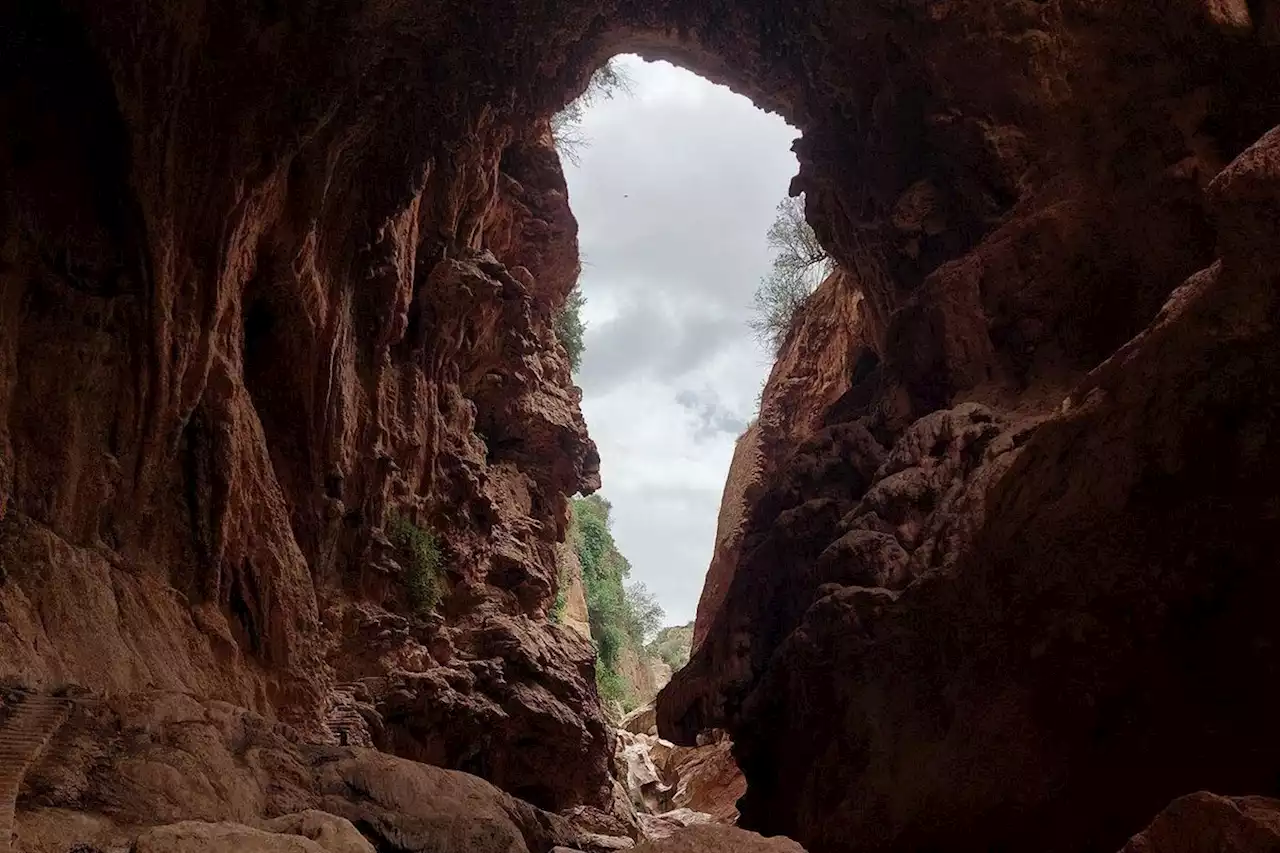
[2,0,1280,848]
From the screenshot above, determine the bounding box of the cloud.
[675,388,750,441]
[563,55,798,625]
[576,301,746,393]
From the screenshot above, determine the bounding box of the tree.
[554,283,586,371]
[622,582,665,646]
[552,59,634,166]
[748,194,833,353]
[647,623,694,671]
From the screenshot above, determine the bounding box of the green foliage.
[387,515,445,617]
[552,59,635,166]
[555,283,587,372]
[550,556,569,624]
[596,665,629,707]
[569,495,668,710]
[749,194,833,353]
[648,622,694,672]
[623,583,664,647]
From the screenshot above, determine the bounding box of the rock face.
[633,826,806,853]
[556,539,594,642]
[1119,793,1280,853]
[652,734,746,826]
[4,0,1280,851]
[616,706,747,826]
[13,693,583,853]
[662,37,1280,853]
[691,425,763,655]
[1,0,615,814]
[132,821,349,853]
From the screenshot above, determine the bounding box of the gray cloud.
[576,302,746,394]
[675,388,749,441]
[563,55,798,625]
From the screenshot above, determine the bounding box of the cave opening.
[554,52,808,660]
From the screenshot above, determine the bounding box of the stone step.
[0,695,71,853]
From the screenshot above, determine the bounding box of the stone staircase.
[322,683,374,748]
[0,693,72,853]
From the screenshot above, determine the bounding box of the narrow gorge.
[1,1,1279,852]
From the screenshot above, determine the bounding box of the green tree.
[555,283,587,371]
[568,495,667,710]
[387,515,445,616]
[748,194,833,353]
[623,582,664,646]
[647,622,694,671]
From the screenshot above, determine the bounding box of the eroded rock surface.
[0,0,617,813]
[633,825,806,853]
[663,65,1280,853]
[1119,793,1280,853]
[14,693,583,853]
[614,707,746,827]
[3,0,1280,851]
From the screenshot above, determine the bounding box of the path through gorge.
[1,1,1280,852]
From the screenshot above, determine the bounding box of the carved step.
[0,694,72,853]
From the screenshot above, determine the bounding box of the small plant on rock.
[554,283,587,372]
[749,193,833,353]
[387,515,445,617]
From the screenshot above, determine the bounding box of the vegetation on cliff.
[569,495,665,708]
[551,59,633,166]
[749,194,832,352]
[555,284,587,371]
[648,622,694,671]
[388,515,446,616]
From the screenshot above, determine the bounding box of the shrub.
[748,194,833,353]
[387,515,445,617]
[596,665,629,708]
[555,283,587,372]
[551,59,634,166]
[648,622,694,672]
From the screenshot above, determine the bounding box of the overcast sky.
[562,56,800,627]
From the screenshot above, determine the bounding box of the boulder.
[632,825,806,852]
[1119,793,1280,853]
[132,822,330,853]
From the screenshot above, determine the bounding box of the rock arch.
[2,0,1280,848]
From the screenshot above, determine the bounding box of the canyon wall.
[661,6,1280,853]
[0,0,618,813]
[2,0,1280,851]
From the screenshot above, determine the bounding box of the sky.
[561,55,801,627]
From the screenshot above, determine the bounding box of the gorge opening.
[553,54,808,701]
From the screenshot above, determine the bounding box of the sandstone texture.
[11,693,591,852]
[691,424,763,655]
[555,539,594,642]
[1119,793,1280,853]
[2,0,1280,852]
[632,826,806,853]
[1,0,615,815]
[661,16,1280,853]
[651,734,745,826]
[132,822,343,853]
[615,708,746,827]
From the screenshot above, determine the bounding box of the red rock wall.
[662,8,1280,853]
[691,423,762,655]
[4,0,1280,845]
[0,1,612,812]
[693,270,876,653]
